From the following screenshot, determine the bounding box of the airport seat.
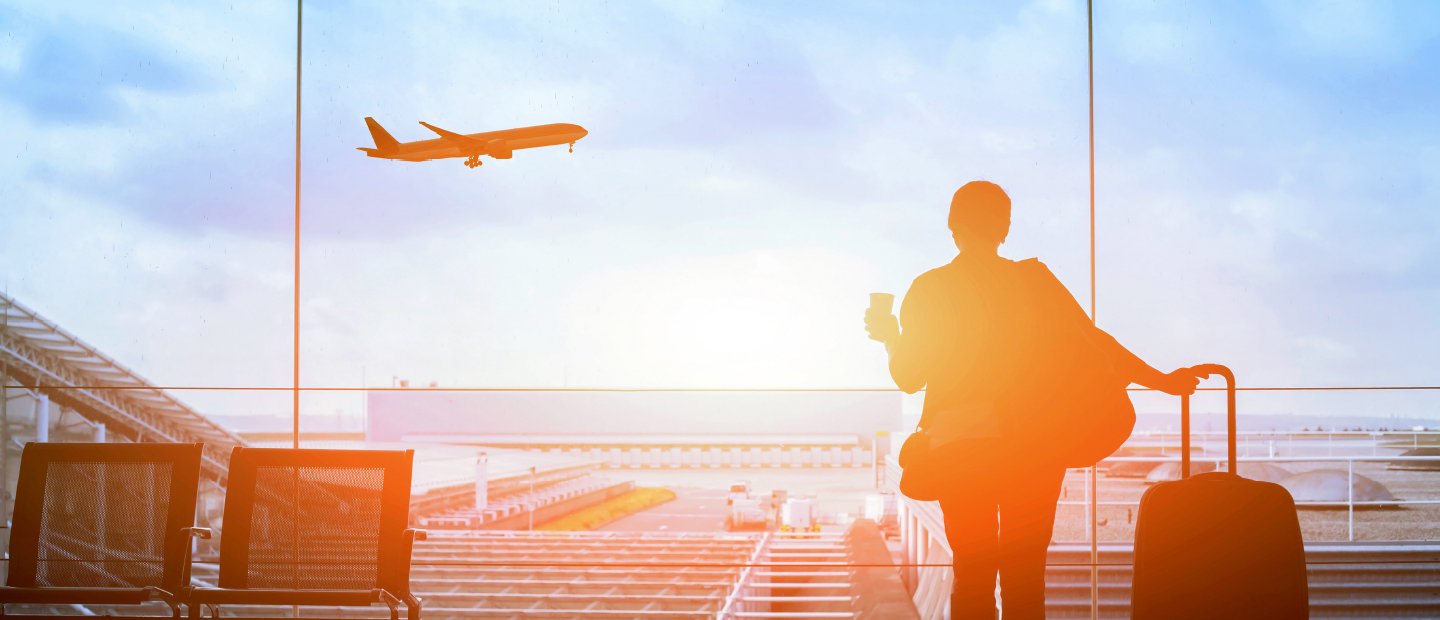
[0,442,207,618]
[187,447,425,620]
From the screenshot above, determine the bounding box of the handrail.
[1100,455,1440,463]
[5,384,1440,392]
[717,531,774,619]
[888,451,1440,561]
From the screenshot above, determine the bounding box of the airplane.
[358,117,588,169]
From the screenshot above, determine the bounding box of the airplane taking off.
[358,117,588,169]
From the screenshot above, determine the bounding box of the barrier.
[886,453,1440,617]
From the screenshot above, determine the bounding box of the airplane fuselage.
[360,121,588,164]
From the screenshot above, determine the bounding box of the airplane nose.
[570,124,588,140]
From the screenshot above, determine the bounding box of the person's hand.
[1157,368,1200,396]
[864,309,899,345]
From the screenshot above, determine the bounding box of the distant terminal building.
[367,390,902,468]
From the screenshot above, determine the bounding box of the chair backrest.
[217,447,414,594]
[6,442,204,592]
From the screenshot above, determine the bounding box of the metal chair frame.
[186,447,425,620]
[0,441,206,618]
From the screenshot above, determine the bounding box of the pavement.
[597,467,880,533]
[599,486,734,531]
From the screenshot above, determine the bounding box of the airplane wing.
[419,121,483,148]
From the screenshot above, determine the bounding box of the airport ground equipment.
[770,488,788,526]
[187,447,427,620]
[0,442,206,618]
[1130,364,1309,619]
[864,492,900,535]
[727,480,752,503]
[724,481,768,531]
[727,496,769,531]
[781,496,821,533]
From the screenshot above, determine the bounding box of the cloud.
[1265,0,1440,63]
[2,0,1437,420]
[0,8,196,123]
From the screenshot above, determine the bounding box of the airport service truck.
[727,481,751,504]
[726,497,769,531]
[725,481,767,530]
[781,497,820,533]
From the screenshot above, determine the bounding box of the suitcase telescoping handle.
[1179,363,1236,479]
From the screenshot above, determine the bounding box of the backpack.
[897,258,1134,501]
[1008,259,1135,469]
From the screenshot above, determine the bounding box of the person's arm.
[1031,261,1197,395]
[1086,327,1173,391]
[865,277,939,394]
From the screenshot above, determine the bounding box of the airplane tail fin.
[364,117,400,153]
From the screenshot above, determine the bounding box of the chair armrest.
[401,528,427,563]
[142,585,182,616]
[179,527,213,587]
[142,586,178,602]
[397,527,427,614]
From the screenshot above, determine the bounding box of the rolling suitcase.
[1130,364,1309,619]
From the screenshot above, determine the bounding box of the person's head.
[948,180,1011,254]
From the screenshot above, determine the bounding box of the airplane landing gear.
[568,142,574,153]
[464,154,482,169]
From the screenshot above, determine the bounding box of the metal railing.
[885,450,1440,617]
[1071,454,1440,542]
[717,530,774,618]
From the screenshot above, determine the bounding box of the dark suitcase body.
[1130,364,1309,620]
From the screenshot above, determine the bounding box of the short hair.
[948,180,1011,245]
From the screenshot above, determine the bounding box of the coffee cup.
[868,292,895,316]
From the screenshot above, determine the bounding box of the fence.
[886,451,1440,617]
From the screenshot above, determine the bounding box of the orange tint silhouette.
[0,442,425,618]
[1130,366,1309,620]
[357,117,587,169]
[865,181,1198,618]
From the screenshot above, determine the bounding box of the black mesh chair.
[0,442,207,617]
[187,447,425,620]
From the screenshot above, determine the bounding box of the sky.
[1,0,1437,426]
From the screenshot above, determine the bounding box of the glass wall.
[2,1,1437,618]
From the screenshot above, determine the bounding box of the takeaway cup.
[868,292,895,316]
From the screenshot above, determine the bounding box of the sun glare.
[563,248,882,387]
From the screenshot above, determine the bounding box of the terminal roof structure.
[1,292,246,481]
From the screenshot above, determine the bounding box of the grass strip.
[538,487,678,531]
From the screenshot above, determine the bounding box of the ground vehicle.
[725,496,769,531]
[781,496,821,532]
[770,489,788,526]
[865,492,900,535]
[727,481,751,505]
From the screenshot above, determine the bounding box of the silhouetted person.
[865,181,1197,619]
